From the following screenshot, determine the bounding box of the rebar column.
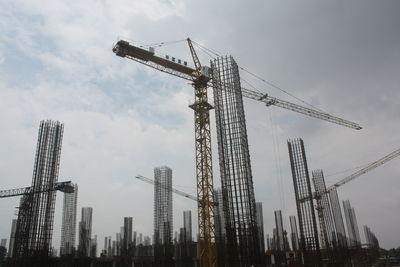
[312,170,336,249]
[287,138,321,266]
[328,188,347,248]
[212,56,260,267]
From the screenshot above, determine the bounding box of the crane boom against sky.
[326,147,400,192]
[300,147,400,203]
[113,38,362,267]
[0,181,74,199]
[112,39,362,130]
[136,175,197,201]
[114,38,217,267]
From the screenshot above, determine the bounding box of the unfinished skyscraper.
[255,203,265,254]
[78,207,93,257]
[274,210,285,252]
[154,166,173,245]
[211,56,260,266]
[123,217,133,255]
[287,138,321,266]
[312,170,336,249]
[60,184,78,256]
[289,216,299,251]
[154,166,173,267]
[13,120,64,258]
[183,211,192,243]
[328,188,347,248]
[363,226,379,249]
[8,219,17,258]
[343,200,361,247]
[213,188,227,267]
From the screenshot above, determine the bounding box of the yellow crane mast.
[113,38,217,267]
[112,37,362,267]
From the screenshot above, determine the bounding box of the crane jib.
[113,40,197,78]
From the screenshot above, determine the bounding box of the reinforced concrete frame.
[328,188,347,248]
[312,170,336,249]
[211,56,261,266]
[287,139,321,266]
[13,120,64,259]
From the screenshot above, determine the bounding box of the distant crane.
[0,181,75,199]
[113,38,361,267]
[310,147,400,249]
[326,147,400,192]
[136,175,197,201]
[306,147,400,203]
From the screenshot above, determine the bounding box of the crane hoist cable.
[191,39,328,114]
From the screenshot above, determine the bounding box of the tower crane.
[326,147,400,192]
[304,146,400,203]
[0,181,75,199]
[136,175,197,201]
[112,38,361,267]
[302,147,400,203]
[308,148,400,251]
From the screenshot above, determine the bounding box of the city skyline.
[0,0,399,252]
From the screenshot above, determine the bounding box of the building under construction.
[60,183,78,256]
[13,120,64,259]
[153,166,174,267]
[287,138,321,266]
[211,56,261,267]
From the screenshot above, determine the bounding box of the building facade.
[183,211,192,242]
[154,166,173,245]
[8,219,17,257]
[274,210,285,251]
[60,184,78,256]
[343,200,361,247]
[256,203,265,254]
[78,207,93,256]
[123,217,133,254]
[289,216,299,251]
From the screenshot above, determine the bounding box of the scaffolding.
[287,139,321,266]
[13,120,64,259]
[211,56,261,266]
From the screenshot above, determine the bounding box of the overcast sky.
[0,0,399,253]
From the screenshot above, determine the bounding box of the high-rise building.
[274,210,285,251]
[328,188,347,248]
[256,203,265,253]
[213,188,226,242]
[183,211,192,242]
[288,138,321,266]
[153,166,173,245]
[312,170,336,250]
[363,225,379,249]
[78,207,93,256]
[123,217,133,254]
[0,239,6,248]
[133,232,137,246]
[8,219,17,258]
[13,120,64,258]
[212,56,261,266]
[343,200,361,247]
[60,184,78,256]
[266,234,271,250]
[289,216,299,251]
